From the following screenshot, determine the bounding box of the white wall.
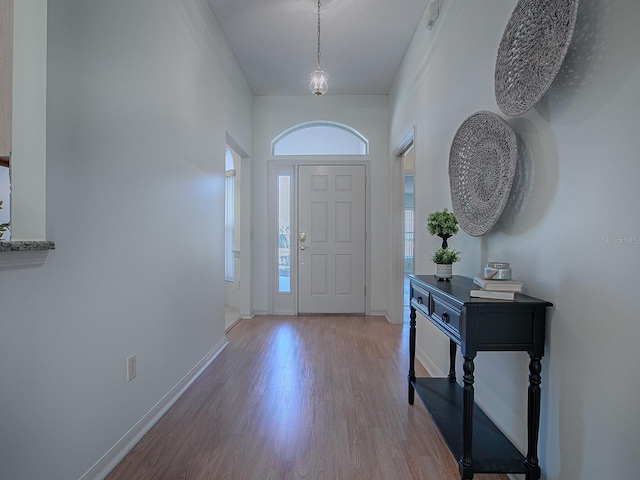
[389,0,640,478]
[0,1,253,479]
[253,95,389,316]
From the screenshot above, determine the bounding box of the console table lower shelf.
[413,377,530,475]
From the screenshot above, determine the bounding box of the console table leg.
[526,355,542,479]
[448,340,457,381]
[525,468,541,480]
[461,356,475,477]
[459,466,474,480]
[408,306,417,405]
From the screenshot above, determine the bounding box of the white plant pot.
[434,263,453,280]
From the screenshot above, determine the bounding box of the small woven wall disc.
[449,111,517,236]
[495,0,579,116]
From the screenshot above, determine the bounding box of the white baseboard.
[369,310,391,320]
[415,345,445,378]
[382,311,393,324]
[79,338,229,480]
[225,317,242,333]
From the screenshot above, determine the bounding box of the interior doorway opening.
[224,144,242,331]
[391,126,415,325]
[403,146,415,308]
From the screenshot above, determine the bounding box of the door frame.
[391,126,415,325]
[225,132,252,320]
[267,158,371,316]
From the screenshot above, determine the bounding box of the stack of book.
[470,275,524,300]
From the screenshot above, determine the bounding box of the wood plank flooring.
[105,316,508,480]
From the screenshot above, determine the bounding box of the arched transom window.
[272,121,369,156]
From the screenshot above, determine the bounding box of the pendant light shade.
[309,0,328,95]
[310,69,328,96]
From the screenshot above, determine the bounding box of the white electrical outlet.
[126,354,137,382]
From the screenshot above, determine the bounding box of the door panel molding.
[298,164,365,314]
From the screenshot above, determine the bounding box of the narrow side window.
[277,174,291,293]
[224,149,235,281]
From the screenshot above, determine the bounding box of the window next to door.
[277,174,291,293]
[224,149,235,282]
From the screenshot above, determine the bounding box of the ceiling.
[207,0,429,96]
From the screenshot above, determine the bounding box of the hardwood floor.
[105,316,508,480]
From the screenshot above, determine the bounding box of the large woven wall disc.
[449,111,517,236]
[495,0,579,116]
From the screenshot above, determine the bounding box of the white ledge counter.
[0,241,55,270]
[0,241,55,252]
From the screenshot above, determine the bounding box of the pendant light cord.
[316,0,322,70]
[309,0,328,95]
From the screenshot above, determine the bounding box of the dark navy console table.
[408,274,552,480]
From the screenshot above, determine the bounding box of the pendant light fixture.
[309,0,328,95]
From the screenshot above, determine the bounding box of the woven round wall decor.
[495,0,579,116]
[449,111,517,236]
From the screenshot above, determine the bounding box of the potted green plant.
[431,247,460,280]
[0,200,9,240]
[426,208,458,248]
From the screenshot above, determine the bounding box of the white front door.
[297,165,366,314]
